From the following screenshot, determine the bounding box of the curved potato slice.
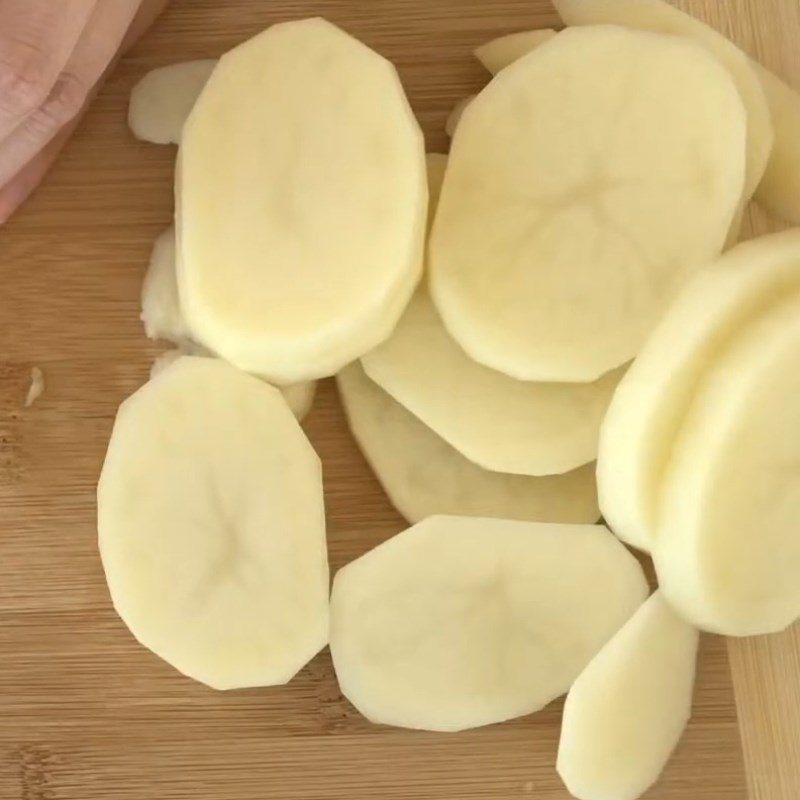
[424,153,448,226]
[98,357,329,689]
[362,288,624,476]
[330,516,647,732]
[558,592,698,800]
[430,26,746,382]
[598,229,800,551]
[474,29,557,74]
[655,293,800,636]
[444,95,475,138]
[337,363,599,524]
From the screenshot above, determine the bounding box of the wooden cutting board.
[1,1,799,797]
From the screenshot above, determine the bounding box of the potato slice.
[552,0,773,201]
[128,60,217,145]
[98,357,329,689]
[330,515,647,732]
[430,26,746,382]
[474,29,557,74]
[178,19,427,383]
[444,95,475,138]
[362,288,623,476]
[654,293,800,636]
[337,363,599,524]
[558,592,698,800]
[598,229,800,551]
[424,153,448,227]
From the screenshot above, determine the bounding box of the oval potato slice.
[330,515,647,732]
[474,29,557,74]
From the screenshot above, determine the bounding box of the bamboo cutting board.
[1,1,799,798]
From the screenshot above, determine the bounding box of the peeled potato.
[474,29,557,74]
[178,19,427,384]
[424,153,448,228]
[655,293,800,636]
[430,25,746,382]
[598,229,800,551]
[362,288,624,476]
[98,357,329,689]
[128,60,217,145]
[330,516,647,732]
[558,592,699,800]
[337,363,599,524]
[444,95,475,138]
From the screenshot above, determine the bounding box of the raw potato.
[552,0,773,200]
[362,288,624,476]
[178,19,427,383]
[337,363,599,524]
[98,357,329,689]
[655,293,800,636]
[330,516,648,732]
[474,29,557,74]
[425,153,448,214]
[444,95,475,138]
[598,229,800,551]
[430,26,746,382]
[128,60,217,145]
[558,592,699,800]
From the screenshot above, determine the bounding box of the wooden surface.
[1,1,799,798]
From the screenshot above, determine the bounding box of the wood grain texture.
[0,1,797,798]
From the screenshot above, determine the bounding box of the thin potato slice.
[337,363,599,524]
[430,26,746,382]
[98,357,329,689]
[598,229,800,551]
[444,95,475,138]
[558,592,698,800]
[424,153,448,227]
[330,516,647,732]
[179,19,427,383]
[474,29,557,74]
[362,288,624,476]
[654,293,800,636]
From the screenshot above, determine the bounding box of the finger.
[122,0,171,54]
[0,0,97,139]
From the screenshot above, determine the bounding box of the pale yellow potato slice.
[552,0,772,200]
[98,357,329,689]
[598,229,800,551]
[558,592,698,800]
[330,516,647,732]
[337,363,599,524]
[424,153,448,227]
[128,60,217,145]
[654,292,800,636]
[178,19,427,384]
[444,95,475,138]
[362,288,624,476]
[430,26,746,382]
[474,29,557,74]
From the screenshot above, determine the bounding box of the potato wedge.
[474,29,557,74]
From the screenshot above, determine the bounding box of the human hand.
[0,0,168,223]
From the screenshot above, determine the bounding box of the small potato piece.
[598,229,800,551]
[98,357,329,689]
[362,288,624,476]
[444,95,475,138]
[474,29,557,74]
[330,516,647,732]
[430,26,746,382]
[337,363,599,524]
[558,592,698,800]
[128,60,217,145]
[654,293,800,636]
[424,153,448,227]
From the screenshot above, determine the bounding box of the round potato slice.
[330,516,647,732]
[474,29,557,75]
[598,229,800,551]
[128,60,217,145]
[654,292,800,636]
[362,288,624,476]
[337,363,599,524]
[558,592,699,800]
[98,357,329,689]
[430,25,746,382]
[178,19,427,383]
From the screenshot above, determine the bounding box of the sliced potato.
[654,293,800,636]
[598,229,800,551]
[430,25,746,382]
[362,288,623,476]
[424,153,448,228]
[330,515,647,732]
[98,357,329,689]
[558,592,698,800]
[444,95,475,138]
[179,19,427,383]
[128,60,217,145]
[474,29,557,74]
[337,363,599,524]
